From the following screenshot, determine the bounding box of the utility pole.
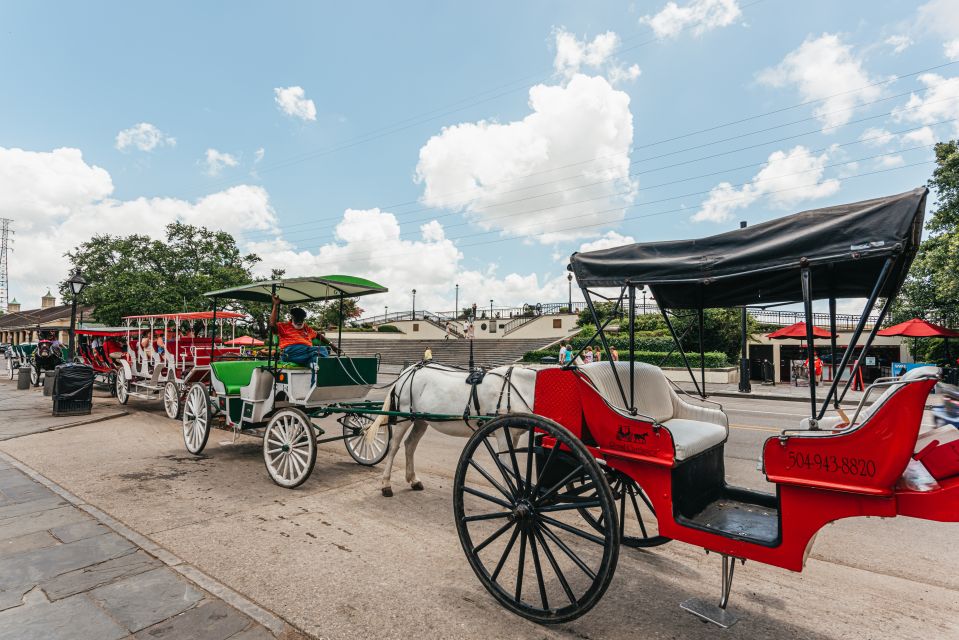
[0,218,11,312]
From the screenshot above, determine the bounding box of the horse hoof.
[411,481,424,491]
[382,487,393,497]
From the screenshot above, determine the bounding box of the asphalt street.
[0,376,955,640]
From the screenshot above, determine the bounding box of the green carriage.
[181,276,393,488]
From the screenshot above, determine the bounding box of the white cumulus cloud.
[641,0,741,39]
[203,148,239,176]
[916,0,959,59]
[274,86,316,121]
[553,29,641,86]
[115,123,176,152]
[0,145,276,304]
[415,73,635,244]
[757,34,883,131]
[693,146,840,223]
[578,231,635,254]
[892,73,959,136]
[884,35,913,54]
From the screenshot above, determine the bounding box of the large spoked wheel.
[342,413,392,466]
[30,364,40,387]
[115,369,130,405]
[182,384,212,455]
[574,468,670,548]
[453,414,619,625]
[263,408,317,489]
[7,361,14,380]
[163,381,182,420]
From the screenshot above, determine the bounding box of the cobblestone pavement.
[0,456,281,640]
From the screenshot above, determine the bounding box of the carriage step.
[680,598,739,628]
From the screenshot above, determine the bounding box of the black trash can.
[52,363,94,416]
[17,366,31,390]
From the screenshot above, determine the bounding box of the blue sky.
[1,0,957,314]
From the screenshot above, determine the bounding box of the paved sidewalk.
[0,455,281,640]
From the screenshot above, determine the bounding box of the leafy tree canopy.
[62,223,260,326]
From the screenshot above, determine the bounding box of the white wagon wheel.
[453,414,619,624]
[30,364,40,387]
[163,381,182,420]
[182,383,212,455]
[115,368,130,405]
[342,413,392,466]
[7,360,14,380]
[263,408,317,489]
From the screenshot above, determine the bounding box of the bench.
[578,361,729,462]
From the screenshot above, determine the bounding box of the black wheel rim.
[573,469,670,548]
[453,414,619,624]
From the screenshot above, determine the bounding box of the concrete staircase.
[336,337,558,368]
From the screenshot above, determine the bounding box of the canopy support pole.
[698,307,706,396]
[628,284,636,412]
[337,294,344,354]
[801,267,817,425]
[584,288,630,410]
[836,293,895,405]
[829,296,838,407]
[817,256,895,419]
[268,284,276,369]
[660,307,703,398]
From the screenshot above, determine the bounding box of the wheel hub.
[509,501,533,522]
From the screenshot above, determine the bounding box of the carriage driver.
[269,294,339,372]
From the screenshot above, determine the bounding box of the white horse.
[367,363,538,496]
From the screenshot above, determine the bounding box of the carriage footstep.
[680,598,738,628]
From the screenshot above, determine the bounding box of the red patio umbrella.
[877,318,959,338]
[878,318,959,364]
[225,335,264,346]
[766,322,834,340]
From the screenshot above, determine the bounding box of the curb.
[0,449,290,637]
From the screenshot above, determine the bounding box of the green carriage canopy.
[569,187,927,309]
[205,275,388,303]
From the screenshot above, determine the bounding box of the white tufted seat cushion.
[578,361,728,461]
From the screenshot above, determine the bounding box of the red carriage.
[452,187,959,626]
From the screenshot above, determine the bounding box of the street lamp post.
[455,284,459,319]
[739,220,752,393]
[411,289,416,321]
[567,273,573,313]
[66,270,87,361]
[384,305,388,322]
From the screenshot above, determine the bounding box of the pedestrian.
[610,346,619,361]
[467,322,475,340]
[445,322,452,340]
[584,346,594,364]
[424,346,433,362]
[594,348,602,362]
[805,352,824,383]
[558,342,568,364]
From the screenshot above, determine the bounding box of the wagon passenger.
[269,295,339,377]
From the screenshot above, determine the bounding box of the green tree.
[315,298,363,329]
[894,140,959,360]
[61,223,260,325]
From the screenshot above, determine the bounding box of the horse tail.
[364,393,393,446]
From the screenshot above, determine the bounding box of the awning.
[225,335,265,346]
[74,327,129,337]
[569,188,927,309]
[205,275,388,304]
[122,311,245,321]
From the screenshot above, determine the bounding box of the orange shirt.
[276,322,317,350]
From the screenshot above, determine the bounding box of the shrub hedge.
[521,349,729,368]
[377,324,402,333]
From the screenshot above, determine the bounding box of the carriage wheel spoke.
[618,491,627,539]
[538,522,596,580]
[528,527,549,610]
[529,442,558,501]
[481,437,519,497]
[536,500,602,513]
[524,425,535,496]
[533,527,576,606]
[463,485,513,509]
[539,514,605,546]
[490,525,520,582]
[502,427,525,496]
[515,529,527,602]
[467,459,513,502]
[536,464,585,505]
[473,520,514,555]
[462,511,511,523]
[627,484,650,538]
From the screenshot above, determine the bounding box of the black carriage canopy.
[569,187,928,309]
[204,275,388,303]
